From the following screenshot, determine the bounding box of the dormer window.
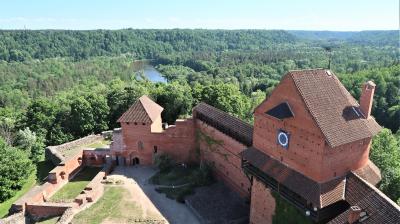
[266,102,294,120]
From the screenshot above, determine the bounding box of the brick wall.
[254,75,331,182]
[26,202,75,220]
[196,120,251,197]
[322,138,371,179]
[249,178,276,224]
[117,118,196,165]
[253,75,373,182]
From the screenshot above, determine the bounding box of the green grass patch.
[50,166,101,201]
[34,216,60,224]
[73,186,162,224]
[0,160,56,218]
[150,165,197,186]
[271,192,313,224]
[85,140,110,148]
[151,164,214,202]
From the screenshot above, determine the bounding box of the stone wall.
[110,128,124,151]
[46,134,103,165]
[0,211,26,224]
[83,149,110,166]
[249,178,276,224]
[56,207,74,224]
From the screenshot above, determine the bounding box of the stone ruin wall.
[45,134,104,165]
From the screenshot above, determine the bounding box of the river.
[132,60,167,83]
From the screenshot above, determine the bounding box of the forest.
[0,29,399,208]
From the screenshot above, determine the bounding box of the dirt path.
[109,166,201,224]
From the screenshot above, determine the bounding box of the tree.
[25,98,56,138]
[14,128,45,163]
[68,97,94,137]
[0,137,34,202]
[86,93,110,133]
[370,128,400,203]
[107,79,149,129]
[196,83,251,120]
[0,116,15,145]
[155,81,193,124]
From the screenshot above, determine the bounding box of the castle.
[110,69,400,223]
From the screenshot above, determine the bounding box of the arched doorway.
[132,157,140,165]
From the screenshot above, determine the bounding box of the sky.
[0,0,398,30]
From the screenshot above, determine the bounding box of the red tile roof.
[328,172,400,224]
[193,103,253,146]
[289,69,381,148]
[117,95,163,124]
[353,160,381,186]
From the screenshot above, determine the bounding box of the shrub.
[0,137,34,202]
[191,163,214,186]
[154,154,174,172]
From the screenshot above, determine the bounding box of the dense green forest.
[0,29,399,208]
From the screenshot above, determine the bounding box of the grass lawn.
[271,192,313,224]
[34,216,60,224]
[0,160,55,218]
[50,166,101,202]
[85,140,110,148]
[150,165,197,186]
[72,186,162,224]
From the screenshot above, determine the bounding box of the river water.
[132,60,166,83]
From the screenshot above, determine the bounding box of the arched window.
[138,141,144,150]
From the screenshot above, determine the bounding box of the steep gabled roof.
[117,95,163,124]
[193,103,253,146]
[288,69,381,148]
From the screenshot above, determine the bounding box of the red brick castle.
[111,69,400,223]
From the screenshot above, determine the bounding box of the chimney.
[359,81,376,119]
[348,206,361,224]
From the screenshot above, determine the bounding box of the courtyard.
[72,166,200,224]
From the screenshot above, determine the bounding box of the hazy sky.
[0,0,398,30]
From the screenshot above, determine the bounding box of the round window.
[278,131,289,148]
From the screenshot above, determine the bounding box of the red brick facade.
[253,74,372,183]
[116,118,196,166]
[196,120,251,196]
[249,178,276,224]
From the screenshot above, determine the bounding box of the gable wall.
[253,75,327,182]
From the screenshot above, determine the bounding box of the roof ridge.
[139,95,155,122]
[350,172,400,210]
[196,102,252,128]
[289,72,328,145]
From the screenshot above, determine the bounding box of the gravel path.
[110,166,200,224]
